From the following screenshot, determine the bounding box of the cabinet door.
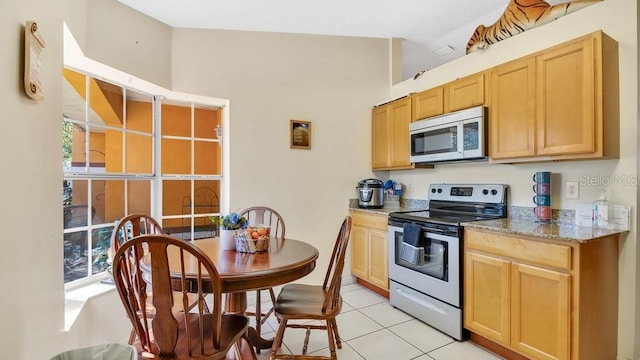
[489,58,537,159]
[412,87,444,121]
[371,106,391,169]
[444,73,485,112]
[368,228,389,290]
[464,251,510,346]
[511,263,570,360]
[389,98,412,167]
[536,37,595,156]
[350,225,368,279]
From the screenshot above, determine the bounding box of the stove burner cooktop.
[389,183,509,226]
[389,210,495,226]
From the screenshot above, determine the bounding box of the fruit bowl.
[234,225,270,253]
[247,225,270,240]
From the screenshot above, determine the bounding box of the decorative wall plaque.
[24,20,45,101]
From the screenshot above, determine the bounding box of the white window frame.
[63,24,230,288]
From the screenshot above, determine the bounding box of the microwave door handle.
[457,122,464,155]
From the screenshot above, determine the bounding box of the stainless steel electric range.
[387,183,508,340]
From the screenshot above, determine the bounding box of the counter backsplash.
[348,198,428,210]
[509,206,575,224]
[349,198,576,224]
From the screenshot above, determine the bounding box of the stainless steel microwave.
[409,106,487,164]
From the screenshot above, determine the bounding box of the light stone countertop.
[462,218,627,243]
[348,198,428,216]
[348,200,626,243]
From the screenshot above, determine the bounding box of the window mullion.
[122,87,128,196]
[84,75,90,173]
[152,96,162,221]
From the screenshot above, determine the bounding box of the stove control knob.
[437,188,443,193]
[482,189,489,195]
[491,189,498,196]
[431,188,436,193]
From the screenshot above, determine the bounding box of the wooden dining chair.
[110,214,163,253]
[112,234,249,360]
[240,206,286,348]
[109,214,201,344]
[269,216,352,360]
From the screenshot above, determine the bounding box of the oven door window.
[394,231,448,281]
[411,124,458,156]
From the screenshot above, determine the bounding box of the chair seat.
[133,313,248,359]
[274,284,342,319]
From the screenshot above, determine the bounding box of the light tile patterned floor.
[242,283,504,360]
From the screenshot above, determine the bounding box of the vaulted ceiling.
[117,0,570,81]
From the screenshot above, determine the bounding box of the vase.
[219,229,238,250]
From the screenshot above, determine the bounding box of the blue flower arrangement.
[209,212,248,230]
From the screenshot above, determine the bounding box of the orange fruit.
[251,231,259,240]
[257,228,268,236]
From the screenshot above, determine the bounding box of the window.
[62,67,225,285]
[159,99,222,240]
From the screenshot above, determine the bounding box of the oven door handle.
[421,227,458,239]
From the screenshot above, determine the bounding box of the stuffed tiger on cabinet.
[466,0,601,54]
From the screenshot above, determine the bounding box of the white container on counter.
[593,191,611,228]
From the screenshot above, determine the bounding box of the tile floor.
[243,282,504,360]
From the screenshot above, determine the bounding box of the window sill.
[64,279,116,331]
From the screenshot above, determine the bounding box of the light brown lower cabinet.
[350,211,389,295]
[464,228,619,360]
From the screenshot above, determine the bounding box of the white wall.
[389,0,638,358]
[65,0,173,88]
[0,1,65,359]
[170,28,390,284]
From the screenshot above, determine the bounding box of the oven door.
[388,225,460,307]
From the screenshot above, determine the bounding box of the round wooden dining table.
[165,237,319,359]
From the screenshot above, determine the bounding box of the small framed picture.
[290,120,311,150]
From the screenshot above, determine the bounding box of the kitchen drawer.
[351,211,388,231]
[465,229,571,271]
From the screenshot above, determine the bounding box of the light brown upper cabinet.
[371,105,391,169]
[489,30,619,162]
[411,87,444,121]
[444,73,486,113]
[371,97,415,170]
[489,58,537,159]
